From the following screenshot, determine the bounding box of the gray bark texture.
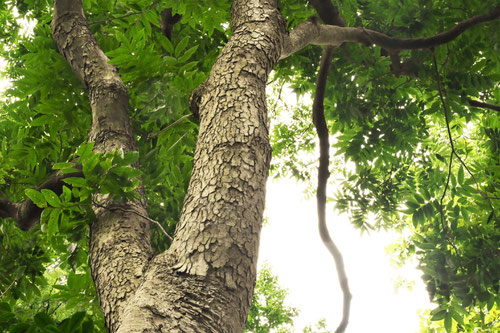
[51,0,285,332]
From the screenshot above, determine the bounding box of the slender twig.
[143,216,172,242]
[313,46,352,333]
[93,201,173,241]
[0,279,17,299]
[466,98,500,112]
[89,4,158,26]
[439,152,453,232]
[270,80,285,117]
[166,132,188,153]
[133,93,162,118]
[148,114,193,140]
[432,50,494,213]
[50,302,63,315]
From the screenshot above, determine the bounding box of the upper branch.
[467,98,500,112]
[52,0,135,155]
[160,8,182,40]
[51,2,151,330]
[281,6,500,59]
[309,0,345,26]
[0,171,83,231]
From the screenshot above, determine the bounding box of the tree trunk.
[51,1,152,331]
[52,0,286,332]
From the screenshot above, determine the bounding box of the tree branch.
[147,113,193,140]
[466,98,500,112]
[432,50,495,215]
[307,3,352,331]
[0,279,17,300]
[0,171,83,231]
[89,4,158,26]
[52,2,153,330]
[160,8,182,40]
[308,0,345,26]
[281,6,500,59]
[312,46,352,333]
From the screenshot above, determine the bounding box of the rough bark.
[51,1,152,331]
[51,0,286,331]
[116,1,286,331]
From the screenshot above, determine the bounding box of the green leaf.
[114,151,139,166]
[164,56,178,66]
[406,200,420,210]
[47,208,61,236]
[414,193,425,204]
[431,309,447,321]
[179,61,198,73]
[458,165,464,184]
[41,189,62,207]
[175,36,190,57]
[450,308,464,326]
[53,162,74,170]
[77,142,95,160]
[178,45,199,63]
[412,209,425,227]
[83,154,100,176]
[25,189,47,208]
[34,312,55,326]
[444,312,452,332]
[82,319,94,333]
[109,166,141,178]
[30,115,53,127]
[64,177,87,187]
[435,153,446,163]
[423,203,434,219]
[159,36,174,54]
[62,186,72,202]
[69,312,87,331]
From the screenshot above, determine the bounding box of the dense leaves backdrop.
[0,0,498,332]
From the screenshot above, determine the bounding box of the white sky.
[259,84,433,332]
[260,178,432,332]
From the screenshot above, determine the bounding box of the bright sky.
[259,84,433,332]
[259,178,432,332]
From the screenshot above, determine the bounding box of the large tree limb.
[51,1,152,331]
[115,1,286,332]
[281,6,500,59]
[0,171,83,231]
